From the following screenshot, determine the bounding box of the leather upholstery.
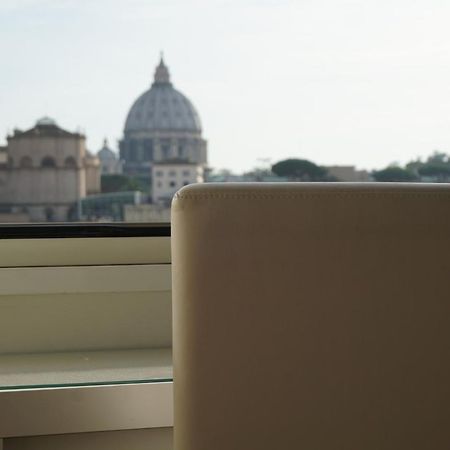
[171,183,450,450]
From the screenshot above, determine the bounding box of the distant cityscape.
[1,56,449,223]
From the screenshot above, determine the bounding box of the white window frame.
[0,224,173,439]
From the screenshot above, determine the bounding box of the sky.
[2,0,450,173]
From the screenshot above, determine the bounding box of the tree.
[271,158,329,181]
[417,163,450,181]
[372,167,418,182]
[426,151,448,164]
[405,151,450,182]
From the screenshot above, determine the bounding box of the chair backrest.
[171,183,450,450]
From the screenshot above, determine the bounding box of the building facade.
[119,56,207,186]
[0,117,100,222]
[325,166,371,182]
[152,160,204,204]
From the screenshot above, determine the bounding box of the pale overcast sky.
[2,0,450,172]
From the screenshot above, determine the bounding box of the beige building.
[124,160,204,222]
[0,117,100,222]
[326,165,371,182]
[152,160,204,205]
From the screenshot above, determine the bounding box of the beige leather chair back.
[172,183,450,450]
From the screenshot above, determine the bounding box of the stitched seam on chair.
[174,192,450,200]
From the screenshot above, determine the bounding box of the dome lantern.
[153,53,171,85]
[36,117,57,127]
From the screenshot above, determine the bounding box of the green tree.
[405,151,450,182]
[372,167,418,182]
[426,151,448,164]
[271,158,329,181]
[417,163,450,181]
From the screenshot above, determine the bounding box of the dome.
[36,116,57,126]
[124,57,202,133]
[97,138,117,161]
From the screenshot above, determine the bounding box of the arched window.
[64,156,77,168]
[41,156,56,168]
[20,156,33,168]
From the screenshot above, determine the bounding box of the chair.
[171,183,450,450]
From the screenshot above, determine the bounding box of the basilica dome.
[124,57,202,133]
[120,56,207,180]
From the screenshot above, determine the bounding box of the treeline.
[372,151,450,182]
[271,159,336,181]
[266,151,450,182]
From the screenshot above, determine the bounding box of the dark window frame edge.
[0,223,171,239]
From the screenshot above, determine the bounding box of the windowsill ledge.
[0,347,172,390]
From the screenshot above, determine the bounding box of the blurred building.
[124,160,203,222]
[326,166,371,182]
[97,138,123,175]
[124,203,171,223]
[0,146,7,165]
[120,56,207,186]
[81,191,142,221]
[0,117,100,222]
[152,160,204,204]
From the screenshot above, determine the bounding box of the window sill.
[0,348,172,390]
[0,381,173,438]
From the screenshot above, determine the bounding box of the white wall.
[152,163,203,203]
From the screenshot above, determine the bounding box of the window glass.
[2,0,450,411]
[1,1,447,224]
